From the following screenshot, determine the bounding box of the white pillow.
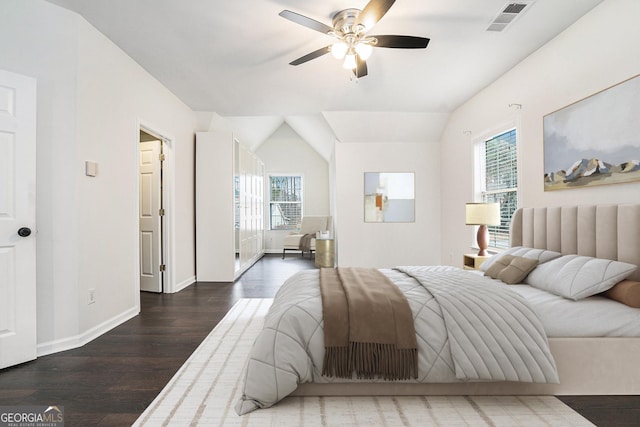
[480,246,562,272]
[524,255,638,300]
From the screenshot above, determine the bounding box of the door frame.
[135,119,175,301]
[138,138,163,293]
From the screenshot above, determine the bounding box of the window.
[269,175,302,230]
[478,128,518,249]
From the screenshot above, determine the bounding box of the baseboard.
[36,306,139,357]
[265,249,283,254]
[234,253,265,280]
[171,276,196,293]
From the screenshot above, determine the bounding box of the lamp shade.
[331,42,348,59]
[465,203,501,226]
[355,42,373,60]
[343,53,357,69]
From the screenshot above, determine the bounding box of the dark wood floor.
[0,254,638,426]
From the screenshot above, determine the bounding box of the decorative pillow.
[480,246,562,272]
[498,257,539,284]
[485,255,538,284]
[525,255,638,300]
[484,254,515,279]
[602,280,640,308]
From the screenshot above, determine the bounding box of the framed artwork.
[364,172,415,222]
[543,74,640,191]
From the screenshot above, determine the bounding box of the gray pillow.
[525,255,638,300]
[480,246,562,272]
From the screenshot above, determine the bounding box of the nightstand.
[463,253,490,270]
[315,239,335,268]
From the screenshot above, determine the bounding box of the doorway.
[139,129,165,293]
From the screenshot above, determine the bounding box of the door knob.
[17,227,31,237]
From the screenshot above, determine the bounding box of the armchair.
[282,216,332,258]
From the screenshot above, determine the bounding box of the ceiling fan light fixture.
[331,42,348,59]
[355,42,373,60]
[280,1,431,78]
[343,53,357,69]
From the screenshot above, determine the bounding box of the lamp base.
[476,224,489,256]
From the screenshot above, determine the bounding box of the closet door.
[195,131,235,282]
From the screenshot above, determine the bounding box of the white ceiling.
[45,0,602,158]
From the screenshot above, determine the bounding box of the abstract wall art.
[543,75,640,191]
[364,172,415,222]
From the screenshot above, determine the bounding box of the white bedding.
[467,269,640,337]
[506,283,640,337]
[236,266,559,414]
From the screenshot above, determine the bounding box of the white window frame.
[268,174,303,231]
[472,121,521,251]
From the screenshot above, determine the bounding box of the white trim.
[234,254,265,280]
[136,119,176,294]
[36,307,139,357]
[470,117,522,250]
[267,173,305,230]
[470,118,520,197]
[171,276,196,294]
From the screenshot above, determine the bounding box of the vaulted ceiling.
[45,0,602,159]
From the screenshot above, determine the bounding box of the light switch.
[85,161,98,177]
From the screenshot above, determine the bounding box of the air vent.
[486,1,533,32]
[503,3,528,14]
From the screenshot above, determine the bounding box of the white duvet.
[235,266,558,415]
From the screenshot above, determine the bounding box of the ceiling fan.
[279,0,430,78]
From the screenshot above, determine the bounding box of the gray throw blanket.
[319,267,418,380]
[299,233,315,253]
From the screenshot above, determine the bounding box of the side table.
[463,253,490,270]
[315,239,335,268]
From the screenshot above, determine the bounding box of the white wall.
[0,0,197,353]
[439,0,640,267]
[335,142,441,268]
[1,0,81,348]
[256,123,330,251]
[75,18,197,331]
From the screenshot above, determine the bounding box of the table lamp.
[465,203,501,256]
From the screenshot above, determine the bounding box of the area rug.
[134,298,594,426]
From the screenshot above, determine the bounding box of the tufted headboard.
[510,204,640,281]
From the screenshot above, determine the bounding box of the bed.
[236,204,640,415]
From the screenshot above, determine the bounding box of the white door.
[139,140,163,292]
[0,69,37,369]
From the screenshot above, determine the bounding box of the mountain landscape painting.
[543,74,640,191]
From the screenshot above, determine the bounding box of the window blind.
[269,175,302,230]
[482,129,517,249]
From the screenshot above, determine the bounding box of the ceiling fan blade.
[353,57,368,78]
[289,46,331,66]
[279,10,334,34]
[355,0,396,31]
[372,35,430,49]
